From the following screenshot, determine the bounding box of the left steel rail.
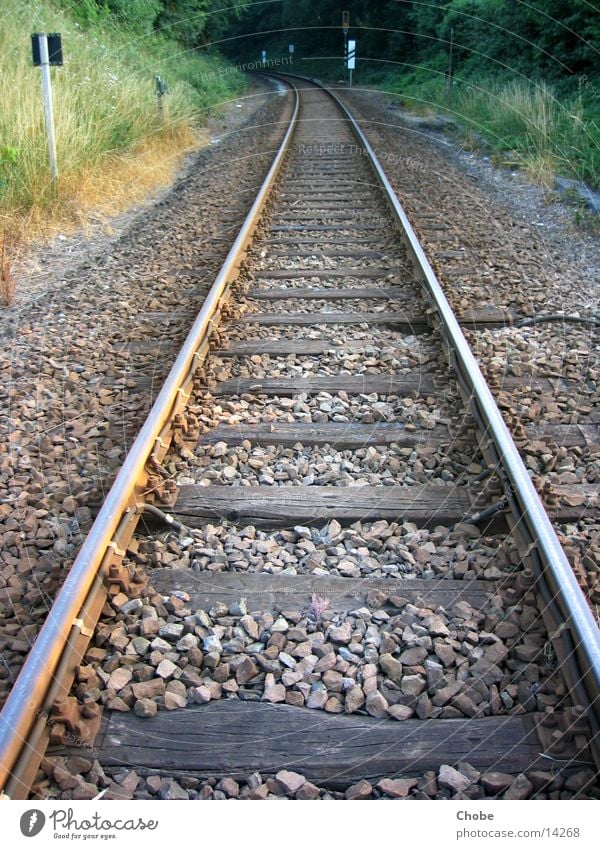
[0,77,300,799]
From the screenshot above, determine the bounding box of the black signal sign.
[31,33,63,66]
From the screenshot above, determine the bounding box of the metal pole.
[39,34,58,181]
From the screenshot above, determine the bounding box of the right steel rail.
[301,77,600,746]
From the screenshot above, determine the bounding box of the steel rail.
[0,77,300,797]
[296,76,600,720]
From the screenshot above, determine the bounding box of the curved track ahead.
[0,76,598,801]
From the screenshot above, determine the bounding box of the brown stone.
[132,679,165,699]
[378,778,418,798]
[365,690,389,718]
[236,656,259,685]
[481,772,515,794]
[345,779,373,800]
[134,698,157,718]
[275,770,306,794]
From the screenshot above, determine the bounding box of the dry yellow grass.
[0,0,244,248]
[8,123,204,242]
[0,234,17,306]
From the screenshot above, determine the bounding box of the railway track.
[0,76,599,801]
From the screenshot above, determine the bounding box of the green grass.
[286,52,600,190]
[358,65,600,190]
[0,0,247,240]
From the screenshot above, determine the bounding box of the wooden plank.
[254,268,395,279]
[215,340,342,356]
[215,339,428,357]
[250,286,413,301]
[461,307,520,325]
[277,204,382,212]
[237,309,522,329]
[525,423,599,448]
[194,421,451,448]
[547,483,599,519]
[209,373,436,396]
[170,481,600,527]
[150,571,495,613]
[269,225,386,232]
[278,193,374,200]
[264,248,391,259]
[236,311,428,328]
[270,215,387,223]
[258,236,392,245]
[86,702,551,784]
[172,484,476,527]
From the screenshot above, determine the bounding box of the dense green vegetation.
[222,0,600,187]
[1,0,247,238]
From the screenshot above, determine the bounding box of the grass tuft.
[0,0,246,243]
[0,234,16,307]
[360,68,600,190]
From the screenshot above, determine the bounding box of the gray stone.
[107,667,132,692]
[387,704,414,721]
[131,637,151,656]
[329,623,353,644]
[365,690,389,718]
[306,690,328,709]
[262,673,286,703]
[504,774,533,800]
[399,646,428,666]
[156,659,178,679]
[423,614,450,636]
[176,633,199,651]
[345,686,365,713]
[120,598,143,615]
[229,598,248,617]
[439,764,472,793]
[379,653,403,684]
[275,770,306,794]
[401,674,426,697]
[159,623,184,642]
[158,779,188,800]
[134,698,157,718]
[345,779,372,800]
[202,634,223,653]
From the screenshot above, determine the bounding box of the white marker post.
[32,33,62,183]
[261,49,267,66]
[347,39,356,87]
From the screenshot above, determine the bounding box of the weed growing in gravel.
[0,234,16,307]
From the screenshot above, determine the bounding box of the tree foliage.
[219,0,599,80]
[58,0,247,44]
